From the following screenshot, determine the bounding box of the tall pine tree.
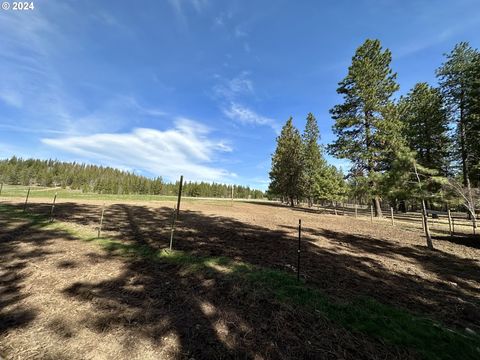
[398,83,451,175]
[328,39,400,217]
[464,53,480,186]
[269,117,303,206]
[436,42,479,187]
[302,113,326,206]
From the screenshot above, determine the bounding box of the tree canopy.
[0,157,264,199]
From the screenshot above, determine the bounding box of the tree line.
[269,40,480,221]
[0,157,264,199]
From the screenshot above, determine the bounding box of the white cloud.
[234,25,248,38]
[0,89,23,108]
[213,72,279,133]
[395,12,480,59]
[42,118,233,182]
[213,71,254,100]
[223,103,280,134]
[168,0,209,26]
[0,4,80,132]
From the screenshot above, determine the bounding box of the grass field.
[1,197,479,359]
[1,185,476,235]
[0,185,263,203]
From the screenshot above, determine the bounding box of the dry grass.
[1,199,479,359]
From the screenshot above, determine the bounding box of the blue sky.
[0,0,479,190]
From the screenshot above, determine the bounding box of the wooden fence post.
[390,207,394,226]
[169,175,184,250]
[447,209,453,236]
[97,203,105,238]
[370,205,373,223]
[297,219,301,281]
[0,182,3,196]
[176,175,183,218]
[50,192,57,221]
[452,217,455,235]
[355,203,358,219]
[23,187,31,212]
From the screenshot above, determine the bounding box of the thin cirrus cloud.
[213,72,280,133]
[213,71,254,100]
[42,118,234,182]
[223,102,280,134]
[168,0,209,27]
[0,89,23,108]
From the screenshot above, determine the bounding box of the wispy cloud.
[42,118,233,182]
[213,11,233,27]
[395,13,480,59]
[0,5,79,132]
[213,72,279,133]
[0,89,22,108]
[213,71,254,99]
[168,0,209,26]
[234,25,248,38]
[223,103,280,134]
[1,4,235,183]
[0,5,169,137]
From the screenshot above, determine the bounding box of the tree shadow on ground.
[1,203,412,359]
[433,234,480,250]
[286,225,480,328]
[32,202,480,324]
[2,201,479,359]
[0,209,78,334]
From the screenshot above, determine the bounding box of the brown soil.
[1,199,479,359]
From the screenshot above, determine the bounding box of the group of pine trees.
[268,114,346,206]
[269,40,480,218]
[0,157,264,199]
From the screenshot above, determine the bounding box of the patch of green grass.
[0,185,257,204]
[248,269,480,360]
[1,203,479,360]
[0,185,181,201]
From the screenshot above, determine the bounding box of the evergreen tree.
[436,42,479,187]
[301,113,326,206]
[269,117,304,206]
[0,157,264,198]
[328,39,400,217]
[313,165,347,203]
[464,54,480,186]
[399,83,451,175]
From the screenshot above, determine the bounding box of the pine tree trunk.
[466,177,475,221]
[421,199,434,249]
[425,199,431,210]
[373,197,383,218]
[290,196,294,207]
[459,94,470,188]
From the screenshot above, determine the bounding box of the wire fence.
[2,184,479,238]
[314,202,478,236]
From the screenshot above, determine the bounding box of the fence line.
[312,202,478,236]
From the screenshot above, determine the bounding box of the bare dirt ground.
[1,199,479,359]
